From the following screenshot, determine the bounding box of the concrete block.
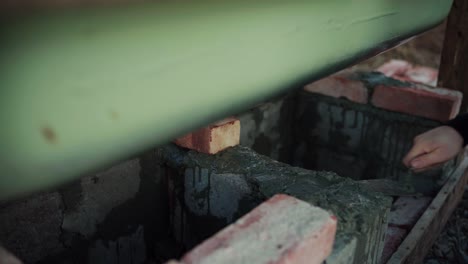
[294,72,456,193]
[389,196,432,229]
[180,194,337,264]
[238,94,295,162]
[88,226,146,264]
[371,84,462,122]
[301,146,367,181]
[304,74,368,104]
[62,159,141,237]
[294,98,366,154]
[380,226,407,264]
[0,150,169,264]
[0,247,23,264]
[161,145,392,264]
[175,117,240,154]
[325,234,357,264]
[302,181,391,264]
[0,192,64,263]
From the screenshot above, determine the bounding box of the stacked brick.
[296,70,459,192]
[169,60,455,264]
[380,196,433,263]
[161,143,391,264]
[304,67,461,122]
[174,117,241,154]
[167,195,337,264]
[298,60,461,263]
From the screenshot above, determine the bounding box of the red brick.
[0,247,23,264]
[404,66,438,86]
[304,74,368,104]
[388,196,432,229]
[180,194,337,264]
[380,226,408,264]
[376,59,413,78]
[371,84,462,121]
[376,59,438,86]
[174,117,240,154]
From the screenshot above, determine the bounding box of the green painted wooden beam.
[0,0,453,200]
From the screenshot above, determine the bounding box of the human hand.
[403,126,463,172]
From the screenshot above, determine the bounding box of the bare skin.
[403,126,464,172]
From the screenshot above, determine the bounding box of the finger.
[411,162,445,174]
[410,149,445,169]
[403,142,430,167]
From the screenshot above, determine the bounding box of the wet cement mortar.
[161,144,392,264]
[159,72,459,264]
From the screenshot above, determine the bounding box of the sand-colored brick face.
[174,117,240,154]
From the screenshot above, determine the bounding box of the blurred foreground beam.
[0,0,453,200]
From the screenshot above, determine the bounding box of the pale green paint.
[0,0,452,200]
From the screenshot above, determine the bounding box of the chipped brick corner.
[178,194,337,264]
[174,117,241,154]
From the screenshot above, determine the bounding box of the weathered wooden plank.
[438,0,468,110]
[387,151,468,264]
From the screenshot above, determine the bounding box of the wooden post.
[438,0,468,111]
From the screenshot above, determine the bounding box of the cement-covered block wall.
[0,72,459,264]
[162,145,391,264]
[0,94,295,264]
[0,192,64,263]
[237,92,296,163]
[294,72,458,194]
[0,151,170,264]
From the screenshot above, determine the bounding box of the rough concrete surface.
[237,93,296,163]
[0,192,64,263]
[162,144,391,264]
[294,72,455,195]
[0,150,170,264]
[325,234,358,264]
[88,225,146,264]
[62,159,141,237]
